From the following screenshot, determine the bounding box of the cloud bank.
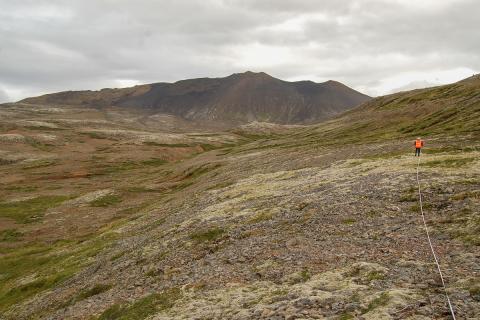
[0,0,478,102]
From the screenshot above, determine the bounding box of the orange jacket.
[415,139,424,148]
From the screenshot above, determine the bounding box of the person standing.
[414,137,424,156]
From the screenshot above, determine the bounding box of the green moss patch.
[140,158,168,166]
[363,292,390,313]
[90,194,122,207]
[77,283,112,300]
[399,186,417,202]
[248,211,274,224]
[190,228,225,243]
[451,190,480,201]
[421,157,476,168]
[426,146,477,154]
[97,288,181,320]
[3,185,38,192]
[367,271,386,281]
[399,194,416,202]
[22,159,58,170]
[183,164,222,180]
[81,132,110,140]
[92,158,168,176]
[409,202,432,212]
[2,273,71,309]
[198,143,219,151]
[469,285,480,301]
[0,229,23,242]
[342,218,356,225]
[300,269,311,282]
[0,233,117,312]
[0,195,70,224]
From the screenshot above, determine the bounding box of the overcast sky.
[0,0,478,103]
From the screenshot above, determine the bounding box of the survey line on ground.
[416,156,457,320]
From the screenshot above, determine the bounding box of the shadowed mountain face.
[20,71,371,125]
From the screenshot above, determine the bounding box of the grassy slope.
[288,74,480,146]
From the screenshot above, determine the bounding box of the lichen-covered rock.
[66,189,116,206]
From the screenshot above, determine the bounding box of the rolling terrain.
[0,75,479,319]
[20,71,371,125]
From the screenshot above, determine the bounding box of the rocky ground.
[0,104,479,319]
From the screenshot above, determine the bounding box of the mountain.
[20,71,371,125]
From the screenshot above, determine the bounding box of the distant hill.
[291,74,480,145]
[20,71,371,125]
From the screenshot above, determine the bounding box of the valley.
[0,75,479,319]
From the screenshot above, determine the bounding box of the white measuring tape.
[416,156,457,319]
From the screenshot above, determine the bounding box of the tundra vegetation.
[0,75,479,319]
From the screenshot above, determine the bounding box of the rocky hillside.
[1,76,479,319]
[20,71,371,125]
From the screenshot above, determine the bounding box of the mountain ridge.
[20,71,371,125]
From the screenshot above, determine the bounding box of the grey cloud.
[390,80,441,94]
[0,0,478,101]
[232,0,353,14]
[0,88,8,103]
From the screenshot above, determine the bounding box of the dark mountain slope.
[20,71,371,125]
